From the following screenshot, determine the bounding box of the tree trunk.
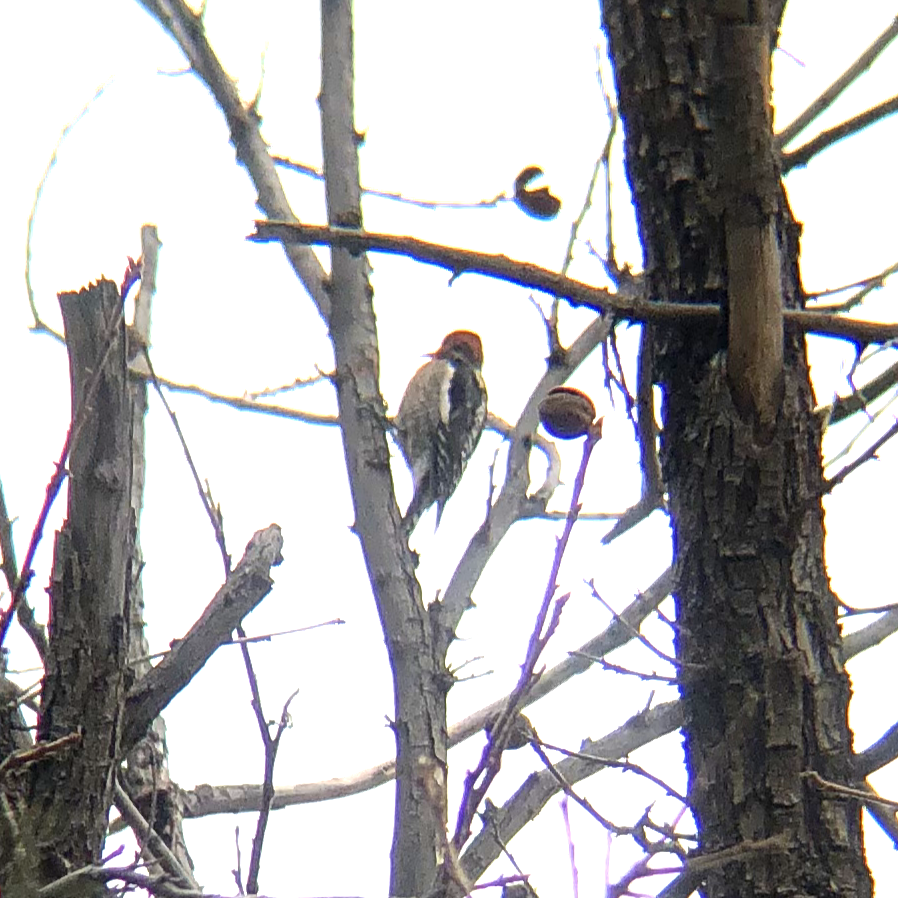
[602,2,872,895]
[26,280,134,885]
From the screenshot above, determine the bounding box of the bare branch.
[0,480,47,660]
[161,567,674,821]
[122,226,195,885]
[116,523,898,830]
[656,835,790,898]
[803,769,898,811]
[129,367,338,426]
[602,324,665,544]
[0,732,80,782]
[113,781,198,889]
[587,580,679,669]
[855,719,898,778]
[819,359,898,426]
[274,154,510,210]
[246,689,300,895]
[318,3,447,895]
[136,0,331,320]
[536,740,688,805]
[459,702,684,884]
[140,347,232,574]
[783,93,898,172]
[250,222,898,346]
[805,258,898,310]
[38,865,210,898]
[843,606,898,659]
[775,15,898,148]
[821,418,898,494]
[25,84,109,330]
[121,525,284,754]
[166,561,898,826]
[453,425,602,851]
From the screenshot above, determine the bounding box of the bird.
[393,330,488,534]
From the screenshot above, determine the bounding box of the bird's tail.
[401,492,427,537]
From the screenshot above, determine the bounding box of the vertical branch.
[28,279,134,878]
[712,12,783,427]
[120,227,198,888]
[453,424,601,852]
[319,2,447,895]
[245,689,299,895]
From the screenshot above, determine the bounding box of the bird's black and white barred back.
[393,331,487,534]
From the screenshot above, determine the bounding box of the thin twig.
[246,688,300,894]
[825,390,898,468]
[113,781,198,888]
[783,93,898,172]
[818,358,898,428]
[537,740,688,806]
[821,418,898,494]
[596,54,620,273]
[134,369,338,425]
[0,731,81,781]
[560,795,580,898]
[452,422,602,850]
[0,295,125,648]
[233,825,244,895]
[0,480,47,660]
[803,769,898,811]
[805,258,898,305]
[586,580,680,668]
[530,742,621,833]
[572,651,677,684]
[776,15,898,148]
[25,83,109,329]
[478,811,538,897]
[130,619,346,666]
[602,325,665,544]
[140,337,292,892]
[140,348,232,572]
[274,154,510,210]
[247,371,330,400]
[136,0,331,321]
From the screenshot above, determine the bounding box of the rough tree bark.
[27,280,135,884]
[0,274,285,895]
[602,1,871,895]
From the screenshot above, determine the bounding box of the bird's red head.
[431,330,484,368]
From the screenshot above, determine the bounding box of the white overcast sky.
[2,2,897,895]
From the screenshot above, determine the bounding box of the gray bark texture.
[601,1,871,895]
[319,3,450,896]
[0,276,283,896]
[23,280,134,886]
[119,228,196,884]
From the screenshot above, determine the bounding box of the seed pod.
[538,386,596,439]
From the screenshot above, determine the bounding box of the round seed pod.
[538,386,596,439]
